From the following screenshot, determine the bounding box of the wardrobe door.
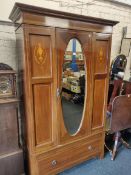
[92,33,111,133]
[24,26,57,152]
[56,29,93,144]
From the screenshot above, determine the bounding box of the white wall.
[0,24,16,69]
[0,0,62,21]
[0,0,131,70]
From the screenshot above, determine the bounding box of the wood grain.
[11,3,116,175]
[33,84,52,146]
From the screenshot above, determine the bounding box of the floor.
[59,145,131,175]
[62,97,83,135]
[60,97,131,175]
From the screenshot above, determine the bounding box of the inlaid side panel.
[92,33,111,130]
[24,26,57,151]
[95,40,108,74]
[92,79,106,128]
[33,84,52,146]
[29,34,52,78]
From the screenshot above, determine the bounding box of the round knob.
[88,145,92,150]
[51,160,57,166]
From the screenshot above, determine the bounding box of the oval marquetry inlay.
[99,47,103,61]
[34,43,47,65]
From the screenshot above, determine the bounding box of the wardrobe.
[9,3,118,175]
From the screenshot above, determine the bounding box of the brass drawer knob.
[88,145,92,150]
[51,160,57,166]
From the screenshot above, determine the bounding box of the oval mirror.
[61,38,86,135]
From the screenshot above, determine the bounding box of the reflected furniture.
[0,63,24,175]
[9,3,118,175]
[61,38,86,134]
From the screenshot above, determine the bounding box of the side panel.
[95,40,108,74]
[92,79,106,127]
[24,25,57,152]
[92,33,111,131]
[33,84,52,145]
[30,34,52,78]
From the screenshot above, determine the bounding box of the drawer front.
[37,140,101,175]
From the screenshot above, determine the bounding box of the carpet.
[59,146,131,175]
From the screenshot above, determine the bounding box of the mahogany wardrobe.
[9,3,118,175]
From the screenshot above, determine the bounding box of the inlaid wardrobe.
[9,3,118,175]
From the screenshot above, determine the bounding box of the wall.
[0,0,131,71]
[0,22,16,69]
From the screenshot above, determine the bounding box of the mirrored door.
[61,38,86,135]
[56,29,92,142]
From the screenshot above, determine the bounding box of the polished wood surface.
[111,94,131,132]
[56,29,92,144]
[9,3,118,26]
[0,150,24,175]
[0,98,18,104]
[9,3,118,34]
[92,79,106,128]
[92,33,111,131]
[0,98,24,175]
[0,99,19,154]
[22,25,57,158]
[37,139,101,175]
[29,27,53,78]
[33,84,52,146]
[10,3,117,175]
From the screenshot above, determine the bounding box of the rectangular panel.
[30,34,52,78]
[33,84,52,145]
[92,79,106,128]
[0,105,19,153]
[95,40,109,74]
[0,150,24,175]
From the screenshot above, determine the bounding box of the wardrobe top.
[9,3,118,26]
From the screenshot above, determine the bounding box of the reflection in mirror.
[61,38,86,135]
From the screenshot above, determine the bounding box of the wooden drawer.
[37,139,101,175]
